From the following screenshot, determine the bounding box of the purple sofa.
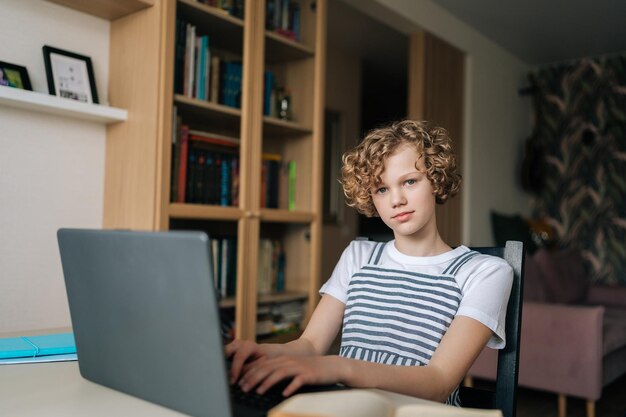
[467,248,626,417]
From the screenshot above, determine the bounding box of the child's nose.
[391,189,406,207]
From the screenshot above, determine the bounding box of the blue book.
[0,333,76,360]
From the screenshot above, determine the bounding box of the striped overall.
[339,242,479,406]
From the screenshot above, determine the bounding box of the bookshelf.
[102,0,327,342]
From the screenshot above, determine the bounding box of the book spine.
[177,125,189,203]
[204,36,211,100]
[210,56,220,103]
[276,243,285,292]
[220,238,228,298]
[288,160,296,211]
[195,36,202,99]
[226,237,237,297]
[220,155,230,206]
[202,151,213,204]
[186,147,196,203]
[189,135,239,148]
[231,156,239,207]
[207,152,216,205]
[194,149,206,204]
[174,19,185,94]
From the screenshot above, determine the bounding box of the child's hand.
[238,355,345,397]
[224,339,269,384]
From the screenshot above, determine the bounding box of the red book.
[189,135,239,148]
[177,125,190,203]
[188,130,240,148]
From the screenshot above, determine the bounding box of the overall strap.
[442,250,479,276]
[366,242,386,265]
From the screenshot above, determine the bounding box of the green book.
[288,160,296,211]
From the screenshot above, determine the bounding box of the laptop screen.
[58,229,231,417]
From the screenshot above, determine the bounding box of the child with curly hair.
[226,120,513,405]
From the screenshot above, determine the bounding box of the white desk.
[0,361,186,416]
[0,360,481,416]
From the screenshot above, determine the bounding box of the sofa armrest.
[587,284,626,307]
[519,302,605,400]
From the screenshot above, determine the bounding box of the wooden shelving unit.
[101,0,327,342]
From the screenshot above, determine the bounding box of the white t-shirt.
[320,240,513,349]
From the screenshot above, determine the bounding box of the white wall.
[342,0,533,245]
[0,0,110,333]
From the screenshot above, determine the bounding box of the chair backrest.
[460,240,525,417]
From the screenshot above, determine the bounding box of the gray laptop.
[57,229,235,417]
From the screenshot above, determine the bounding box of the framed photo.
[0,61,33,90]
[42,45,99,104]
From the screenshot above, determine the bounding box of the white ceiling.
[430,0,626,65]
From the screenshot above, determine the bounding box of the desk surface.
[0,361,186,416]
[0,360,442,417]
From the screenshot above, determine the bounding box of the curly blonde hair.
[341,120,461,217]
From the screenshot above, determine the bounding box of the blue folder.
[0,333,76,362]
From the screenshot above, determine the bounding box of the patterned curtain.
[528,55,626,285]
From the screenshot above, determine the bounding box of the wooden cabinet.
[103,0,326,341]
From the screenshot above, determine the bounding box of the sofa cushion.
[534,247,588,304]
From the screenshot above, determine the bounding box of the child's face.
[370,144,438,241]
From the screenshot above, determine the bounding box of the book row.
[220,299,305,340]
[257,238,286,295]
[170,119,296,209]
[211,237,288,301]
[171,123,241,205]
[266,0,301,42]
[174,19,243,107]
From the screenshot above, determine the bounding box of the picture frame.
[42,45,99,104]
[0,61,33,91]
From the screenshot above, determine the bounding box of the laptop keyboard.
[231,381,288,411]
[230,379,351,416]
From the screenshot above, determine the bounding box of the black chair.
[459,240,525,417]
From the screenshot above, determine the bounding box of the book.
[177,125,190,203]
[268,389,503,417]
[0,333,76,362]
[210,56,221,103]
[287,160,296,211]
[189,130,240,148]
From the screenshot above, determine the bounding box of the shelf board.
[263,116,312,137]
[265,31,315,63]
[259,291,308,304]
[169,203,243,220]
[174,94,241,131]
[0,86,127,124]
[219,291,308,309]
[44,0,154,21]
[260,209,314,223]
[177,0,244,54]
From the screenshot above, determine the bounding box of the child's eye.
[375,187,387,194]
[405,179,417,185]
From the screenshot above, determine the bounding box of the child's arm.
[239,315,492,402]
[226,294,345,383]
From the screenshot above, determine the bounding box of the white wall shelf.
[0,86,128,124]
